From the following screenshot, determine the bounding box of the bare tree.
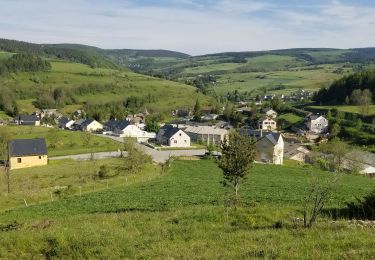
[303,171,341,228]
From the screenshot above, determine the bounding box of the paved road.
[50,151,127,161]
[50,134,207,163]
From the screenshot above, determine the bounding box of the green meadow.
[0,59,211,115]
[1,126,120,157]
[308,105,375,116]
[0,159,374,258]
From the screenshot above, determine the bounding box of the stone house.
[256,133,284,165]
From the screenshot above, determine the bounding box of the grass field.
[278,113,304,129]
[1,126,121,157]
[0,158,160,211]
[0,60,212,115]
[0,160,374,258]
[308,105,375,116]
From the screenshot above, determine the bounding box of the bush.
[98,165,109,179]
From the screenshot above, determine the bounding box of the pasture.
[0,60,211,115]
[0,160,374,258]
[308,105,375,116]
[1,126,121,157]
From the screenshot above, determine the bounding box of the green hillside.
[0,160,374,258]
[0,57,210,118]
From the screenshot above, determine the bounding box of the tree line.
[314,70,375,107]
[0,54,51,75]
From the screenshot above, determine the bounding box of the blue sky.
[0,0,374,55]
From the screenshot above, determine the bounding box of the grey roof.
[308,114,324,121]
[8,138,47,157]
[81,118,96,128]
[265,133,281,145]
[73,119,85,126]
[15,115,40,122]
[159,125,181,139]
[58,117,70,125]
[105,120,130,130]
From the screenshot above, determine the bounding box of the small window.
[174,140,178,144]
[39,156,42,159]
[17,158,22,163]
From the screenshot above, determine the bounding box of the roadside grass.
[0,111,11,120]
[2,126,121,157]
[0,159,160,211]
[0,160,374,258]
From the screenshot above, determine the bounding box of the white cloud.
[0,0,374,54]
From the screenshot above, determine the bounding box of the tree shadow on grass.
[323,192,375,220]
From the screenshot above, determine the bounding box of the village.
[2,103,374,177]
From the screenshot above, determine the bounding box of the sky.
[0,0,375,55]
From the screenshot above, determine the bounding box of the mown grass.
[2,126,121,157]
[0,160,374,258]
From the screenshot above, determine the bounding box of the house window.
[174,140,178,144]
[179,133,182,136]
[39,156,42,159]
[17,158,22,163]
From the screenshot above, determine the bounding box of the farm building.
[157,125,190,147]
[8,138,48,170]
[184,125,229,146]
[14,115,40,126]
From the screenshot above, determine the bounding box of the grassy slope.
[0,160,374,258]
[1,126,121,157]
[307,105,375,116]
[1,59,210,115]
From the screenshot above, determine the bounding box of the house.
[72,109,85,119]
[284,143,311,163]
[344,150,375,176]
[8,138,48,170]
[58,117,74,129]
[14,115,40,126]
[105,119,155,141]
[38,109,61,119]
[256,133,284,165]
[201,114,219,122]
[184,125,229,146]
[240,128,273,139]
[306,114,329,134]
[157,125,191,147]
[81,119,103,132]
[258,117,277,131]
[262,108,278,119]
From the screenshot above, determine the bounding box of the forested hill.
[314,70,375,105]
[0,39,118,69]
[0,39,190,69]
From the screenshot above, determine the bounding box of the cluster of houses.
[257,89,313,102]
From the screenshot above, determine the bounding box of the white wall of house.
[169,130,191,147]
[258,118,277,130]
[256,135,284,165]
[307,116,329,134]
[85,121,103,132]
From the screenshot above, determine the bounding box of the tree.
[0,128,13,194]
[359,89,373,115]
[330,123,340,138]
[193,98,202,122]
[315,138,350,173]
[144,120,160,133]
[350,89,362,105]
[303,170,341,228]
[123,138,152,174]
[217,131,256,202]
